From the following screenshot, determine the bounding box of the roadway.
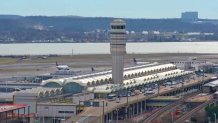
[142,92,200,123]
[68,75,213,123]
[174,99,215,123]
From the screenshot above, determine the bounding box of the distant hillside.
[0,15,218,43]
[0,15,22,19]
[0,15,218,32]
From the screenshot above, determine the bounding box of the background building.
[36,103,77,123]
[181,12,198,23]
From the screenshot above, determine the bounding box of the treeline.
[0,15,218,43]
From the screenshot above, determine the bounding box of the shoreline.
[1,40,218,44]
[1,53,218,57]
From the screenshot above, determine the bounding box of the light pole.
[126,87,129,119]
[53,106,56,123]
[102,101,105,123]
[43,110,45,123]
[200,69,205,84]
[157,81,160,95]
[64,110,66,123]
[171,109,174,123]
[214,113,216,123]
[127,88,129,106]
[78,100,81,114]
[116,109,119,123]
[181,81,184,96]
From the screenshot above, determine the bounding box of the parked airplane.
[133,58,148,65]
[56,61,70,70]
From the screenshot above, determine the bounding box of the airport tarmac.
[0,53,218,79]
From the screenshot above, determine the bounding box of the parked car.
[144,90,155,95]
[131,92,136,96]
[107,93,116,101]
[116,97,120,103]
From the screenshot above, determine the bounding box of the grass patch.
[0,68,36,72]
[0,58,17,64]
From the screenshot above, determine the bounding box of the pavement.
[131,108,159,123]
[1,53,215,79]
[185,93,213,103]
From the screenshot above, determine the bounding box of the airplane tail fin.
[133,58,137,64]
[91,67,95,72]
[56,61,58,66]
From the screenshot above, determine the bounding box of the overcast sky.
[1,0,217,19]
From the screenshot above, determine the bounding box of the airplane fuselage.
[56,65,69,70]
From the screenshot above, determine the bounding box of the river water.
[0,42,217,55]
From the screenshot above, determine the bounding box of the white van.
[145,90,155,95]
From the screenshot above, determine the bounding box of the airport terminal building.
[40,63,192,96]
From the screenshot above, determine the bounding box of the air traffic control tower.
[110,19,126,84]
